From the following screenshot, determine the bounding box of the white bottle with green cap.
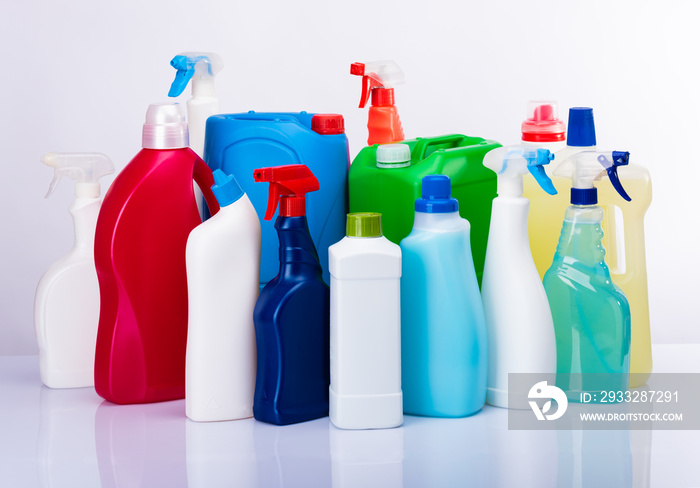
[185,169,261,422]
[329,213,403,430]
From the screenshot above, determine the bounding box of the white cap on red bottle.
[142,102,189,149]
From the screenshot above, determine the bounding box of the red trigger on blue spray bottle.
[251,164,330,425]
[253,165,319,219]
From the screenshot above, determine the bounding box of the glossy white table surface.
[1,344,698,488]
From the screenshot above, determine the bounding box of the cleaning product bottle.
[185,169,260,422]
[252,164,330,425]
[526,106,653,387]
[526,106,595,280]
[34,152,114,389]
[481,146,557,408]
[168,52,223,158]
[329,212,403,430]
[204,111,349,287]
[169,52,223,219]
[350,61,405,145]
[543,151,632,400]
[349,136,500,286]
[400,175,487,417]
[94,102,220,405]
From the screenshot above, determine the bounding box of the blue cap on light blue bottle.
[211,169,244,207]
[415,175,458,213]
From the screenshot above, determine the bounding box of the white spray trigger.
[42,152,114,199]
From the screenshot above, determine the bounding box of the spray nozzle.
[483,146,557,197]
[554,150,631,204]
[42,152,114,199]
[350,60,405,108]
[253,165,319,220]
[168,52,223,98]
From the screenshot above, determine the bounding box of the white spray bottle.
[481,146,558,408]
[169,52,223,217]
[185,169,261,422]
[34,152,114,388]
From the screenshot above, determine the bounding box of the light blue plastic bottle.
[400,175,488,417]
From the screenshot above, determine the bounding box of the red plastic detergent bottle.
[351,61,405,145]
[252,164,330,425]
[94,103,220,404]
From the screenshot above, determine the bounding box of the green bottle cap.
[346,212,383,237]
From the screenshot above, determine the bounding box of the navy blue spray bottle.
[252,164,330,425]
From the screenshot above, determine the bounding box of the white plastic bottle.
[34,152,114,388]
[185,169,260,422]
[482,146,558,408]
[169,52,223,218]
[329,212,403,430]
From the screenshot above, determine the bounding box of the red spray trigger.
[253,165,320,220]
[351,62,384,108]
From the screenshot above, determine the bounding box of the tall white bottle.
[329,212,403,430]
[169,51,223,218]
[185,169,260,422]
[482,146,558,408]
[34,152,114,388]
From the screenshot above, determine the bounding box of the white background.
[2,0,698,355]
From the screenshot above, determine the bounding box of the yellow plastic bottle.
[523,104,652,388]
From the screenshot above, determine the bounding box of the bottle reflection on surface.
[186,417,258,487]
[95,400,187,487]
[253,418,331,487]
[37,386,101,487]
[486,415,558,487]
[329,425,403,488]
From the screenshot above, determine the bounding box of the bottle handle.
[193,159,220,217]
[411,135,466,160]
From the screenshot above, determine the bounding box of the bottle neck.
[70,197,101,252]
[497,176,523,197]
[275,216,323,276]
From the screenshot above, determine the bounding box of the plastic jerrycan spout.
[350,60,405,145]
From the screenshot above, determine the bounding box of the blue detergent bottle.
[400,175,488,417]
[204,112,349,287]
[543,151,632,401]
[252,164,330,425]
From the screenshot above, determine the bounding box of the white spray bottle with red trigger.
[34,152,114,388]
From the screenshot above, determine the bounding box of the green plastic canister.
[349,134,501,285]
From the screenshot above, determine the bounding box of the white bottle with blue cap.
[482,145,558,409]
[185,169,261,422]
[400,175,488,417]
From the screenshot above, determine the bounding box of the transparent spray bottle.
[543,151,632,400]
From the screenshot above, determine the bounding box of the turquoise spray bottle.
[543,151,632,401]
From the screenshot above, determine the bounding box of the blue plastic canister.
[204,111,349,286]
